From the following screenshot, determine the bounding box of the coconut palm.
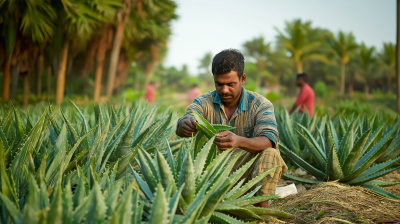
[243,37,271,91]
[198,52,214,86]
[330,31,358,95]
[358,43,376,96]
[275,19,328,74]
[380,42,396,91]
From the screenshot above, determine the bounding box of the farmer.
[176,49,287,208]
[187,84,202,104]
[144,81,156,103]
[289,73,315,117]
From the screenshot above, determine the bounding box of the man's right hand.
[177,117,198,137]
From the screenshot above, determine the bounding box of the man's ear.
[240,73,247,85]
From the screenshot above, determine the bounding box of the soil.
[381,169,400,196]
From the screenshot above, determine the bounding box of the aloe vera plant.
[133,112,293,223]
[280,115,400,200]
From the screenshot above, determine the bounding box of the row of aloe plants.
[276,107,400,200]
[0,102,292,223]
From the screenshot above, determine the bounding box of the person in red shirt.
[289,73,314,117]
[187,84,202,104]
[144,81,156,103]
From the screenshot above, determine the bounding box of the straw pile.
[268,182,400,224]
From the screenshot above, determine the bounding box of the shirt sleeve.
[253,100,278,148]
[295,88,308,106]
[177,96,205,127]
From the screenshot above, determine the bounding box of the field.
[0,99,399,224]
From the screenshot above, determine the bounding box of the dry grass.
[268,182,400,224]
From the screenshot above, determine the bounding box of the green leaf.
[226,195,280,207]
[192,111,217,134]
[296,125,327,171]
[12,103,25,142]
[364,180,400,187]
[178,151,195,205]
[110,182,133,223]
[85,182,106,224]
[279,143,326,180]
[215,203,261,220]
[63,180,73,224]
[130,164,154,200]
[0,193,21,224]
[209,212,247,224]
[212,124,234,132]
[342,129,371,176]
[360,184,400,200]
[246,206,293,218]
[327,146,344,181]
[193,136,215,179]
[137,149,158,193]
[149,184,169,224]
[47,165,63,224]
[282,174,323,184]
[337,120,355,164]
[156,149,177,194]
[0,138,19,208]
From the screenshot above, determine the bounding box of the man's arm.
[214,132,272,153]
[290,88,306,114]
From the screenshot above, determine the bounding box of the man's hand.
[177,117,198,137]
[214,131,242,151]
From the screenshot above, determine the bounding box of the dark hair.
[211,49,245,78]
[297,73,308,83]
[191,84,197,88]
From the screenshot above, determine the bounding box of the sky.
[163,0,396,74]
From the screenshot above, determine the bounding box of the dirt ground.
[262,169,400,224]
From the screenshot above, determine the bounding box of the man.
[289,73,315,117]
[187,84,202,104]
[176,49,287,208]
[144,81,155,103]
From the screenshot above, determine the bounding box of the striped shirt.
[178,87,278,147]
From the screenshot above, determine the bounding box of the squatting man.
[176,49,287,208]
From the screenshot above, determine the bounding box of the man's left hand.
[214,131,242,151]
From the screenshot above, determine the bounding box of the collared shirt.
[178,87,278,147]
[294,83,314,117]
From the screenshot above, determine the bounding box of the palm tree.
[243,37,270,90]
[380,42,395,91]
[266,46,292,93]
[359,43,376,96]
[198,52,213,86]
[330,31,358,95]
[275,19,328,74]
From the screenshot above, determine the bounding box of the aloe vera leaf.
[343,138,394,182]
[195,122,215,139]
[223,179,246,200]
[347,165,400,185]
[196,150,231,192]
[246,206,293,218]
[327,146,344,181]
[209,212,247,224]
[282,173,323,184]
[25,111,33,134]
[168,186,184,224]
[342,129,371,175]
[110,182,133,224]
[199,178,232,218]
[279,143,326,180]
[105,181,122,216]
[148,184,169,224]
[193,136,215,179]
[178,185,208,224]
[194,132,206,158]
[11,103,25,142]
[337,120,355,164]
[62,180,73,224]
[47,166,63,224]
[226,166,278,201]
[0,193,21,223]
[224,154,258,188]
[327,120,339,149]
[207,153,241,194]
[296,127,327,172]
[0,138,19,208]
[178,152,196,205]
[1,110,12,134]
[297,123,326,159]
[137,149,158,193]
[0,128,8,152]
[242,185,262,199]
[362,124,383,153]
[193,111,217,133]
[363,180,400,187]
[226,195,280,207]
[212,124,234,131]
[360,184,400,200]
[156,149,177,194]
[130,164,154,200]
[131,190,142,224]
[214,203,261,220]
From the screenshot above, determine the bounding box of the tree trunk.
[2,57,11,101]
[144,63,152,89]
[106,19,124,97]
[23,75,29,106]
[340,61,346,95]
[296,60,303,74]
[135,67,140,91]
[36,55,44,95]
[56,40,69,105]
[47,67,52,95]
[94,29,108,102]
[10,61,20,100]
[397,0,400,112]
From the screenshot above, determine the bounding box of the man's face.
[213,71,246,104]
[296,77,303,87]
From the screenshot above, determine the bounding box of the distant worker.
[289,73,315,117]
[144,81,156,103]
[187,84,202,104]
